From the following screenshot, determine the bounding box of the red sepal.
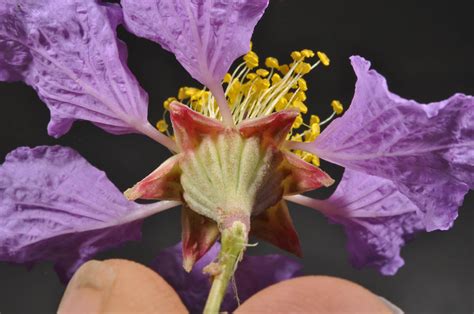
[238,109,298,148]
[124,154,182,201]
[250,201,302,257]
[170,102,226,151]
[181,205,220,272]
[282,152,334,195]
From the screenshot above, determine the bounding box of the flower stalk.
[203,221,248,314]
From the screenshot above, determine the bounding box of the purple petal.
[296,56,473,231]
[288,169,425,275]
[0,146,179,281]
[121,0,269,87]
[152,242,302,313]
[0,1,172,147]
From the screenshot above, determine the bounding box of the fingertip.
[58,259,187,314]
[236,276,393,313]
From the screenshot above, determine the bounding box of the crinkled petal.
[296,56,473,231]
[0,1,173,148]
[121,0,269,86]
[152,242,302,313]
[0,146,179,281]
[297,169,425,275]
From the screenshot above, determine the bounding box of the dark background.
[1,0,473,313]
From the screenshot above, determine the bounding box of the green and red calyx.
[125,101,333,312]
[125,101,333,269]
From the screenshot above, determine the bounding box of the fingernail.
[57,260,117,314]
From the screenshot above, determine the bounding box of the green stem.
[203,221,248,314]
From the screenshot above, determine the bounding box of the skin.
[58,259,393,314]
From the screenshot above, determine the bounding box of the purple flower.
[287,56,473,273]
[0,0,471,305]
[152,242,302,313]
[0,0,175,149]
[121,0,269,126]
[0,146,179,281]
[288,169,424,275]
[290,56,472,229]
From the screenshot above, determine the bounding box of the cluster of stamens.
[156,45,344,167]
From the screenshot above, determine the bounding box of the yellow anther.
[190,89,202,100]
[304,127,318,142]
[293,100,308,114]
[193,102,203,112]
[310,114,320,125]
[265,57,280,69]
[292,114,303,129]
[223,73,232,83]
[275,97,288,111]
[163,97,176,110]
[271,73,282,84]
[246,73,257,80]
[249,41,253,50]
[244,51,259,69]
[331,100,344,115]
[178,87,200,100]
[290,51,303,61]
[156,119,169,133]
[301,49,315,58]
[177,87,187,100]
[284,92,294,101]
[302,153,313,163]
[228,80,242,98]
[241,81,253,94]
[291,133,303,142]
[278,64,290,75]
[295,91,307,102]
[297,78,308,91]
[294,62,312,74]
[317,51,330,66]
[256,69,269,77]
[256,78,270,90]
[310,123,320,136]
[311,155,320,166]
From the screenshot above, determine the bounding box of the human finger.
[57,259,187,313]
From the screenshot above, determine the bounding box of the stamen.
[317,51,330,66]
[331,100,344,115]
[161,47,341,165]
[156,119,169,133]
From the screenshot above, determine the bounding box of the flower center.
[159,47,344,166]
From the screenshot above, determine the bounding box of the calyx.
[125,102,334,270]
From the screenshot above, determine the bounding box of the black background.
[0,0,473,313]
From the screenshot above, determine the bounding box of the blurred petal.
[0,146,179,281]
[0,0,175,150]
[286,169,425,275]
[294,56,473,231]
[121,0,269,87]
[152,242,302,313]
